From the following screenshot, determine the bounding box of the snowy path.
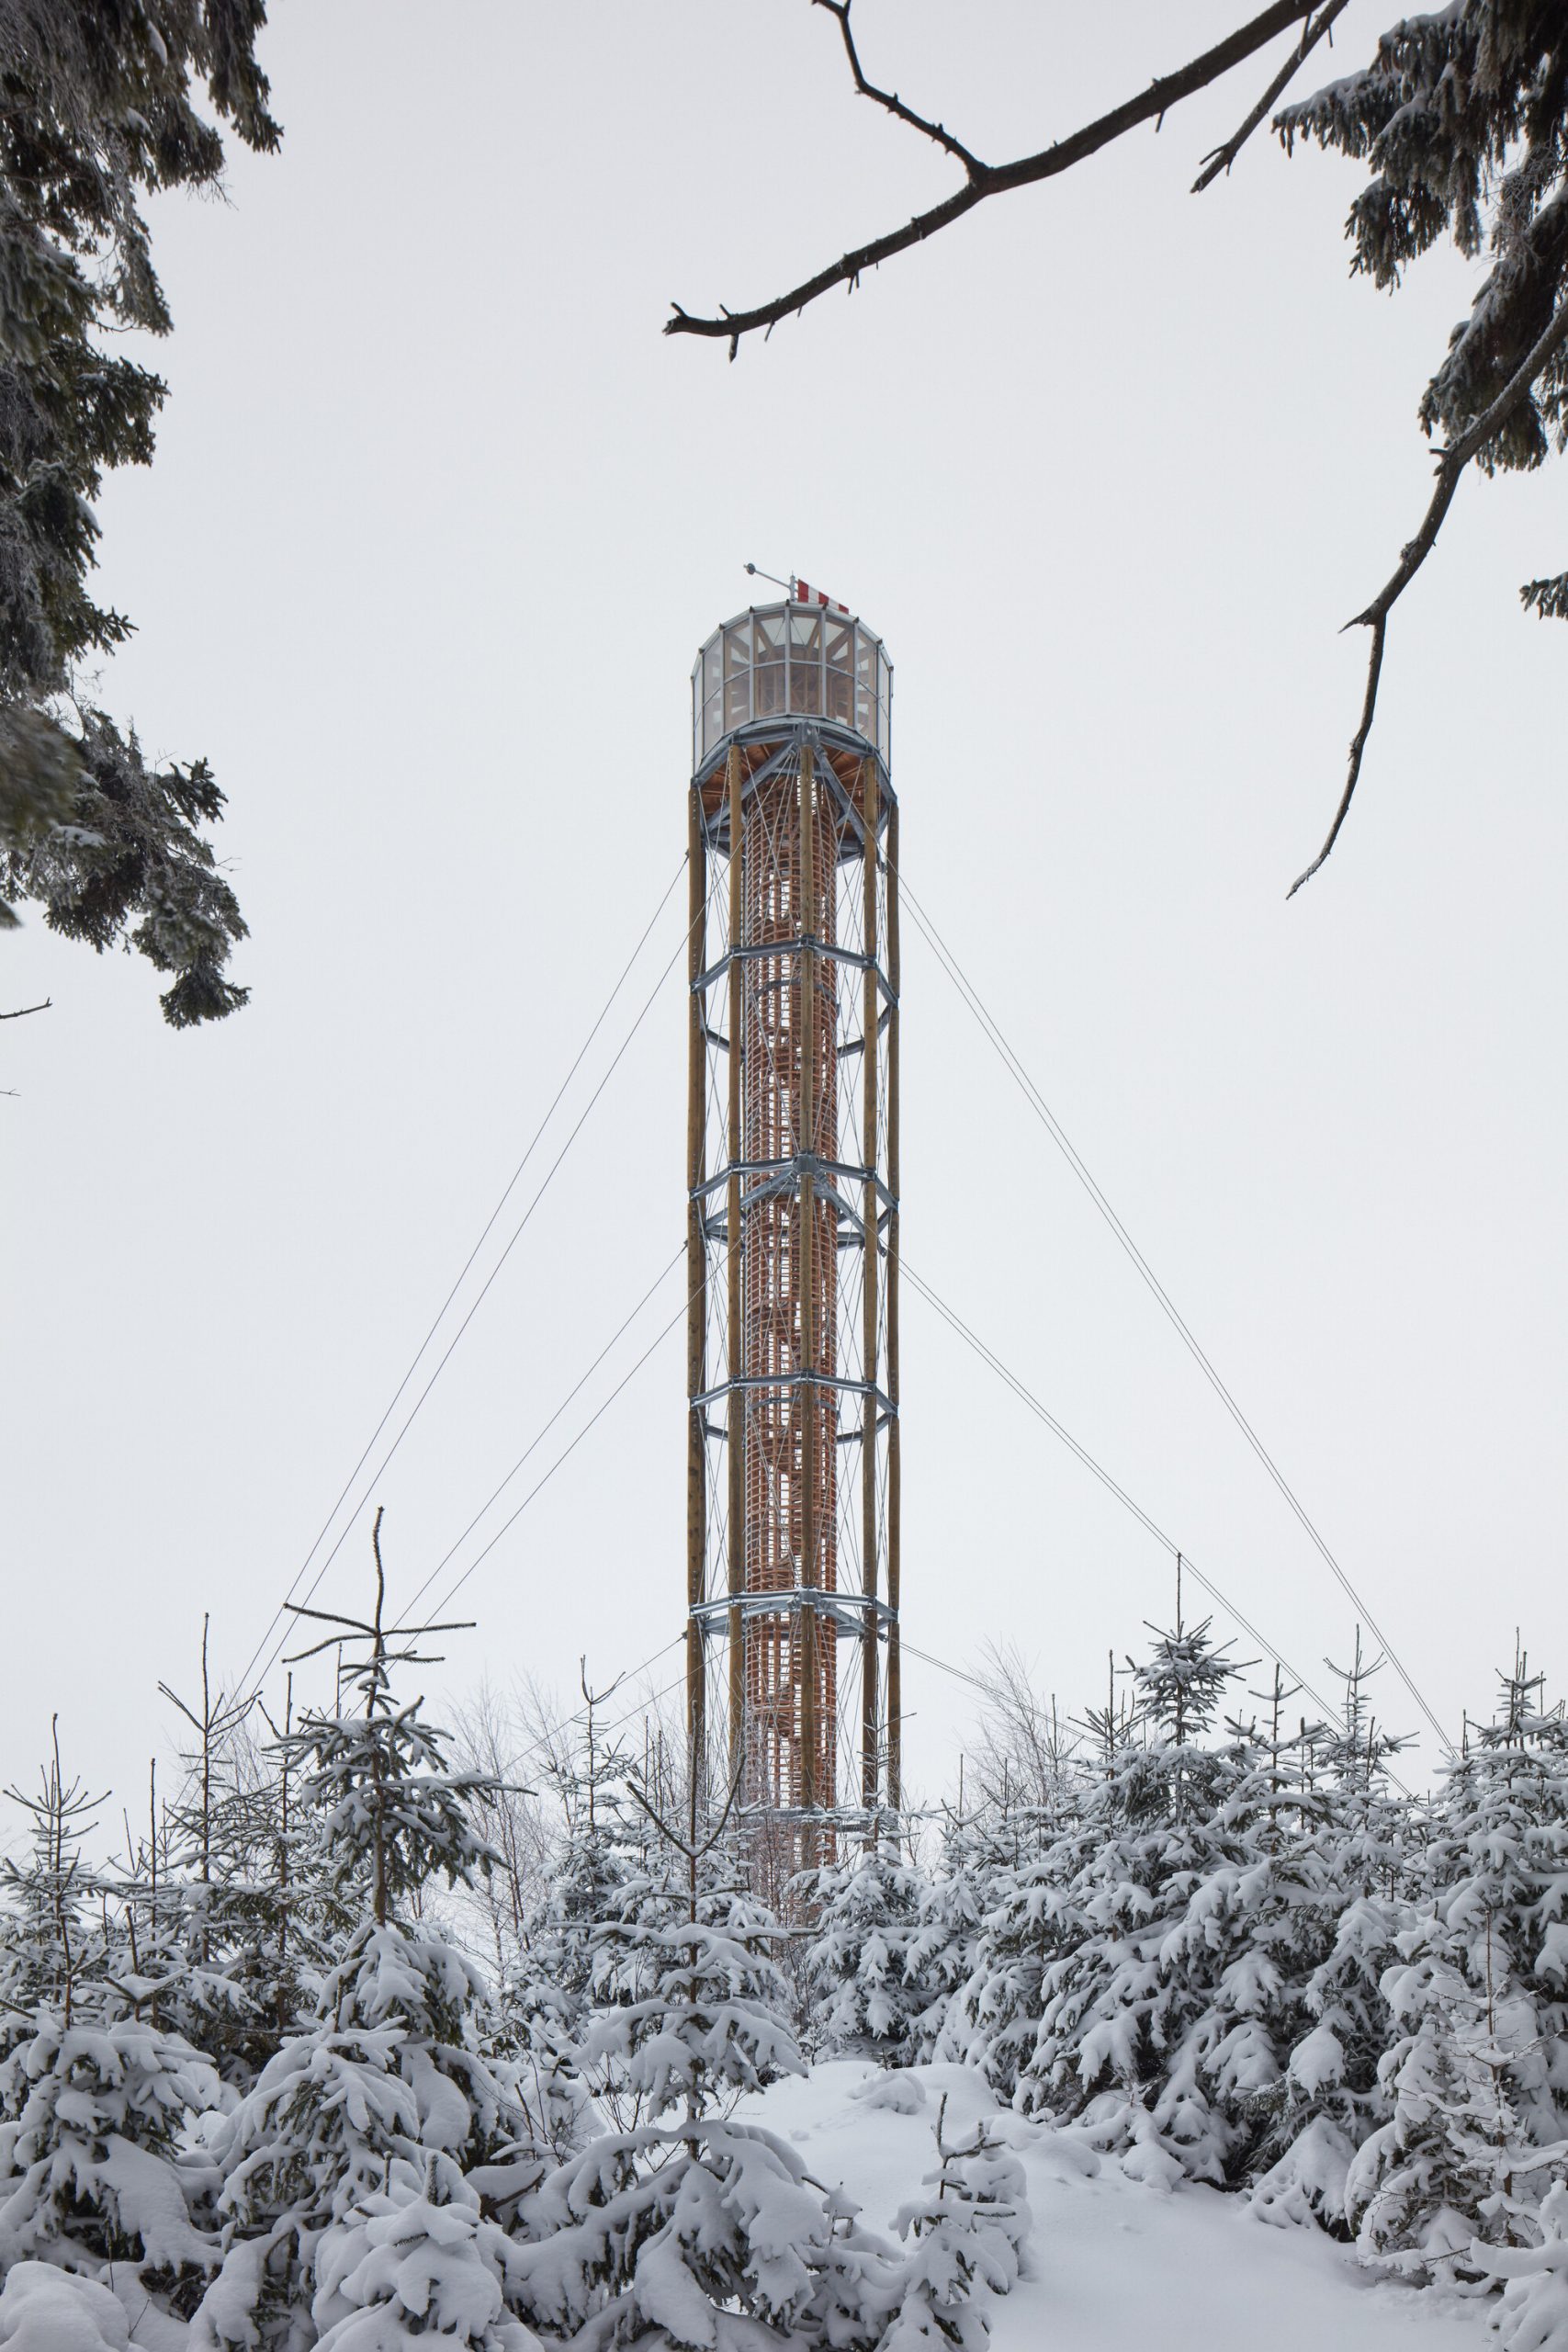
[743,2062,1488,2352]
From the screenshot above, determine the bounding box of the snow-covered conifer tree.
[799,1841,926,2065]
[1346,1934,1535,2278]
[490,1971,592,2176]
[941,1765,1087,2102]
[531,1682,638,2020]
[514,1770,899,2349]
[884,2098,1030,2351]
[1013,1616,1281,2180]
[0,1725,108,2036]
[308,2156,538,2351]
[1344,1654,1568,2275]
[127,1635,345,2098]
[0,1724,222,2326]
[1249,1639,1416,2231]
[906,1813,995,2067]
[193,1517,535,2350]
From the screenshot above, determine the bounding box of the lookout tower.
[684,586,901,1870]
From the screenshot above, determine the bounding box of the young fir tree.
[1012,1615,1296,2183]
[1249,1640,1417,2233]
[308,2157,538,2352]
[0,1722,222,2326]
[126,1631,344,2096]
[884,2099,1031,2352]
[797,1840,927,2066]
[906,1808,996,2068]
[513,1770,900,2352]
[1346,1654,1568,2276]
[193,1516,535,2352]
[1345,1934,1534,2279]
[0,1723,109,2035]
[941,1756,1089,2103]
[488,1970,592,2177]
[531,1675,639,2021]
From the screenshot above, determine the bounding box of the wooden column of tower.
[797,743,819,1849]
[685,787,707,1766]
[886,797,902,1813]
[725,745,745,1772]
[860,758,880,1815]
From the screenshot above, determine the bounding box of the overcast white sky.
[4,2,1565,1828]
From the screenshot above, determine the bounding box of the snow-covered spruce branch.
[1289,288,1568,899]
[664,0,1320,356]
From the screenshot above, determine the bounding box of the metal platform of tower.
[684,589,900,1880]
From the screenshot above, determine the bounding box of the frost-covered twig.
[665,0,1320,355]
[1290,288,1568,898]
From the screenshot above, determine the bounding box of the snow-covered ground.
[741,2061,1489,2352]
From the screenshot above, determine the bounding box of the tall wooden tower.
[685,587,900,1873]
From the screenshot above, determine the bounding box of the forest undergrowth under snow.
[0,1560,1562,2351]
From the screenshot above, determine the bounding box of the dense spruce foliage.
[3,1601,1568,2345]
[1278,3,1568,561]
[0,2,276,1018]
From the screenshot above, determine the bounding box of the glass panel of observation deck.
[789,610,822,714]
[702,637,723,758]
[825,616,853,729]
[854,628,878,746]
[753,610,786,720]
[724,624,751,733]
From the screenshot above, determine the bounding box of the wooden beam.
[886,795,902,1815]
[798,743,818,1832]
[859,759,880,1822]
[686,786,707,1777]
[726,743,745,1778]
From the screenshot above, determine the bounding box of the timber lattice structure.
[685,597,901,1886]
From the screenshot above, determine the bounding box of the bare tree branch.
[1290,289,1568,897]
[1191,0,1348,192]
[666,1,1319,354]
[0,999,51,1020]
[812,0,986,177]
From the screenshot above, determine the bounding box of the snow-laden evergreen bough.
[1473,2178,1568,2350]
[0,4,272,1014]
[0,2260,139,2349]
[308,2159,537,2352]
